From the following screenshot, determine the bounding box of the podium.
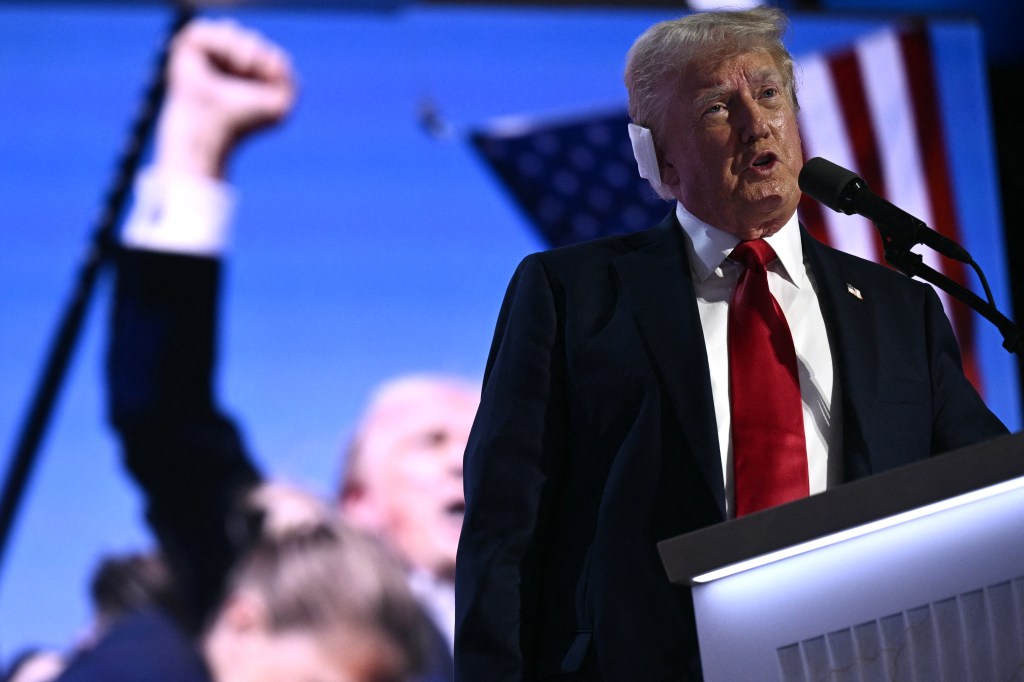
[658,432,1024,681]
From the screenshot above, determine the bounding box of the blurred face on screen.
[658,50,803,240]
[340,377,479,581]
[207,627,359,682]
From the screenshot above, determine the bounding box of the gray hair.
[229,497,432,681]
[624,7,798,142]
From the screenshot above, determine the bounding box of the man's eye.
[761,88,778,99]
[418,430,448,447]
[705,103,725,115]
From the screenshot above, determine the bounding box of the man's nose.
[737,98,770,144]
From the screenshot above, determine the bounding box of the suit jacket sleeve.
[922,283,1008,453]
[107,247,262,630]
[455,254,568,681]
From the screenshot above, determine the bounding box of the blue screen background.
[0,2,1017,661]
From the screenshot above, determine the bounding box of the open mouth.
[751,152,777,169]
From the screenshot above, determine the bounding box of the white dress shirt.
[407,569,456,653]
[675,202,843,518]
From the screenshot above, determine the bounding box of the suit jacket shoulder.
[528,213,680,271]
[55,610,212,682]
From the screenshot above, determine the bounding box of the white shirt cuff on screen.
[121,167,236,257]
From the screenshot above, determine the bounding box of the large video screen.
[1,1,1017,662]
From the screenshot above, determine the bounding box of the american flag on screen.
[470,109,665,247]
[470,24,983,393]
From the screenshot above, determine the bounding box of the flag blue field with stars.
[471,111,671,248]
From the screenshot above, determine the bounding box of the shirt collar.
[675,201,805,287]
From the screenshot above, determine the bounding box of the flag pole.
[0,4,195,576]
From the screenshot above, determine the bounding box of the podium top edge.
[657,431,1024,585]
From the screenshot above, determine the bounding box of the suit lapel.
[801,230,878,481]
[613,216,724,516]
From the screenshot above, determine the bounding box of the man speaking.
[454,7,1007,680]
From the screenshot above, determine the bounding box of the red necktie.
[728,239,808,516]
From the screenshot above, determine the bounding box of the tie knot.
[730,239,777,270]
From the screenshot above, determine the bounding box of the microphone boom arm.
[878,224,1024,357]
[799,156,1024,358]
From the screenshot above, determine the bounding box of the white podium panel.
[693,476,1024,680]
[658,432,1024,681]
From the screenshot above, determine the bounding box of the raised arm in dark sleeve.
[107,247,262,630]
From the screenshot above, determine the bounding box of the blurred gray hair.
[229,490,432,682]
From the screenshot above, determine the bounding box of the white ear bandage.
[627,122,663,195]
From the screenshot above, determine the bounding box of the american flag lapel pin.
[847,283,863,300]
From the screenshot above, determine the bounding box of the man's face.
[657,50,803,240]
[344,382,478,582]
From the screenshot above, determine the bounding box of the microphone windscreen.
[798,157,862,213]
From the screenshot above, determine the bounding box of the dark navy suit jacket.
[455,215,1007,681]
[56,610,212,682]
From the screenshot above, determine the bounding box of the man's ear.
[203,588,271,677]
[659,157,679,188]
[628,122,672,196]
[338,483,386,533]
[219,588,269,636]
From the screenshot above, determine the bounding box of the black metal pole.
[0,6,195,575]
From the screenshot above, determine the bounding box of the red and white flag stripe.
[795,25,981,391]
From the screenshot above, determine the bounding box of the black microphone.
[798,157,971,263]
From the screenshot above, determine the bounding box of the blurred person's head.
[90,551,183,634]
[338,375,480,583]
[202,484,430,682]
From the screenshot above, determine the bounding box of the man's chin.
[740,193,798,230]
